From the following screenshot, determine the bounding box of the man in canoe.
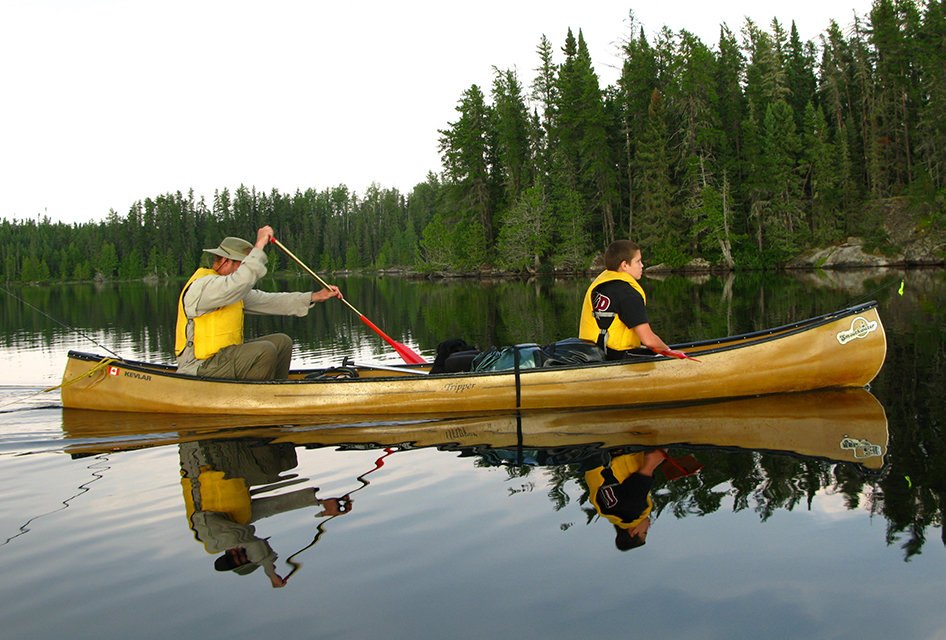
[579,239,682,360]
[175,225,342,379]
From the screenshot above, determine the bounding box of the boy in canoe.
[175,225,342,379]
[579,239,683,360]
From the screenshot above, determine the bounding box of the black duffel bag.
[540,338,605,366]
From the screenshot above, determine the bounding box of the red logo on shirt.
[600,486,618,508]
[593,293,611,312]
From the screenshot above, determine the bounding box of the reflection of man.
[179,439,351,588]
[584,449,665,551]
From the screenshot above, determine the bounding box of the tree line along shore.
[3,1,945,283]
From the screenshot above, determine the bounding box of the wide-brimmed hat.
[204,237,253,261]
[214,553,259,575]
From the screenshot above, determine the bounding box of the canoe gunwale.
[64,300,883,386]
[61,301,886,414]
[668,300,881,351]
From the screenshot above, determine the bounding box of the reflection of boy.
[584,450,665,551]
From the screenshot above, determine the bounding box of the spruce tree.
[635,88,679,261]
[916,0,946,189]
[438,83,495,261]
[618,25,658,238]
[491,67,534,203]
[761,100,805,256]
[531,34,559,181]
[496,184,553,271]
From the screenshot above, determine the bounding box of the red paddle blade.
[661,455,703,480]
[654,348,701,362]
[358,315,427,364]
[390,341,428,365]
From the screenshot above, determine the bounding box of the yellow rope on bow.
[43,357,119,393]
[0,357,119,411]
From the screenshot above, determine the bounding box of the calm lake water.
[1,269,944,640]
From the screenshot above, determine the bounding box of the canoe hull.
[60,388,888,469]
[60,303,887,415]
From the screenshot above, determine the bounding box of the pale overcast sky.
[0,1,874,225]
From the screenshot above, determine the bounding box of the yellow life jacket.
[585,452,653,530]
[175,268,244,359]
[578,270,647,351]
[181,467,253,525]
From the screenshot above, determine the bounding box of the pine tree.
[869,0,922,191]
[761,100,805,255]
[118,247,145,280]
[531,35,559,181]
[551,189,591,270]
[96,242,119,280]
[618,20,658,238]
[671,31,722,233]
[438,83,496,258]
[849,14,879,196]
[690,174,736,268]
[786,22,818,129]
[916,0,946,189]
[818,20,851,133]
[715,25,748,239]
[554,29,618,246]
[491,67,534,202]
[420,214,452,269]
[635,89,680,261]
[802,101,842,241]
[496,184,553,271]
[743,19,790,110]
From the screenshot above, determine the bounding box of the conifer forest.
[3,0,945,282]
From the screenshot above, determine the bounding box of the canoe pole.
[270,238,427,365]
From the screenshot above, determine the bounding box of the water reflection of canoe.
[60,303,886,415]
[61,388,888,469]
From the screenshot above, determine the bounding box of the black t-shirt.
[591,280,648,331]
[596,467,653,525]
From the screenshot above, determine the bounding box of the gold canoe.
[60,302,887,416]
[60,388,888,469]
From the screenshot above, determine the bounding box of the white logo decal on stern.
[840,435,883,459]
[836,317,879,345]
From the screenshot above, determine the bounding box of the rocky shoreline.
[415,197,946,277]
[353,199,946,278]
[646,235,945,274]
[404,234,944,279]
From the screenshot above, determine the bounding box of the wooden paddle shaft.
[270,237,364,317]
[270,236,428,365]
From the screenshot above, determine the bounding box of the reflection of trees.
[7,269,946,559]
[646,450,872,524]
[876,414,946,560]
[487,411,945,562]
[544,466,573,512]
[2,269,906,357]
[869,271,946,560]
[485,447,877,536]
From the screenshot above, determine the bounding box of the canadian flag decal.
[109,366,119,376]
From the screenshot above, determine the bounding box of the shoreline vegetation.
[3,2,945,284]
